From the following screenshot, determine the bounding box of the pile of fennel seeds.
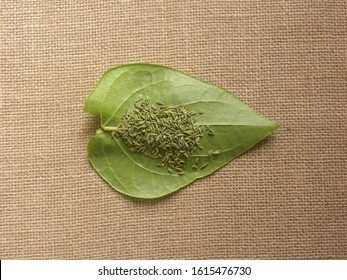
[112,97,204,175]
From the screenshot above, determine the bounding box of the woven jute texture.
[1,0,346,259]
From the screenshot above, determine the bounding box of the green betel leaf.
[84,64,279,199]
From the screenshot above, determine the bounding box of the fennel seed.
[112,97,204,173]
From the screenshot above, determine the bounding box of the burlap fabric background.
[1,0,346,259]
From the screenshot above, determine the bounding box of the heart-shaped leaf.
[85,64,279,198]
